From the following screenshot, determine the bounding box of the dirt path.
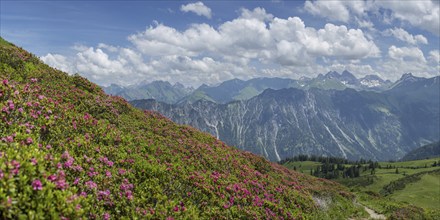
[349,201,386,220]
[362,205,386,220]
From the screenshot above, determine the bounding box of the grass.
[0,37,368,219]
[379,157,440,168]
[360,167,438,192]
[282,161,321,174]
[391,173,440,210]
[283,157,440,218]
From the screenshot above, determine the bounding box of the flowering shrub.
[0,38,363,219]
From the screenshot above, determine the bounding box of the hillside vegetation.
[282,156,440,219]
[0,38,366,219]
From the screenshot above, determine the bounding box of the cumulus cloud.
[304,0,440,35]
[375,0,440,36]
[378,45,438,79]
[428,50,440,64]
[40,53,75,73]
[384,28,428,45]
[180,2,212,19]
[388,45,426,63]
[39,6,438,87]
[304,0,369,23]
[129,8,379,65]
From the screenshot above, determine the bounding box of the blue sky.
[1,0,439,86]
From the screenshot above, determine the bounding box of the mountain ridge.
[132,78,440,162]
[105,71,399,104]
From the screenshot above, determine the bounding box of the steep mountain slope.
[133,84,439,162]
[103,80,193,103]
[0,38,365,218]
[401,142,440,161]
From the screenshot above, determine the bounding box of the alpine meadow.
[1,0,439,219]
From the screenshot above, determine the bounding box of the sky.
[1,0,439,87]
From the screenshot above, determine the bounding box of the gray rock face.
[131,75,439,162]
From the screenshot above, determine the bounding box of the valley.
[282,156,440,219]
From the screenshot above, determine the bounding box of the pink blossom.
[31,78,37,83]
[56,178,68,190]
[103,213,110,220]
[7,100,14,110]
[105,170,112,177]
[125,190,133,200]
[73,178,80,185]
[98,190,111,201]
[32,179,43,190]
[47,175,57,182]
[18,108,23,113]
[5,136,13,143]
[30,158,37,165]
[64,157,74,168]
[85,180,97,189]
[118,169,126,175]
[25,137,33,145]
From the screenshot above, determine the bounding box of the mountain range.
[104,70,392,104]
[103,80,194,103]
[131,74,440,162]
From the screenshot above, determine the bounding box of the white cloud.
[304,0,349,22]
[239,7,274,21]
[130,9,379,64]
[40,53,75,73]
[375,0,440,36]
[388,45,426,63]
[180,2,212,19]
[428,50,440,64]
[39,6,439,87]
[304,0,370,22]
[304,0,440,36]
[384,28,428,45]
[383,45,436,80]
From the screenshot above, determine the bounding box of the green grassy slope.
[0,38,365,219]
[283,157,440,218]
[391,173,440,210]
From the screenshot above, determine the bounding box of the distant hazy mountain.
[103,80,193,103]
[359,75,392,90]
[183,71,392,104]
[131,74,439,161]
[105,71,392,104]
[401,141,440,161]
[179,77,298,104]
[303,71,392,91]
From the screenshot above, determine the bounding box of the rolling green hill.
[0,38,368,218]
[281,156,440,219]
